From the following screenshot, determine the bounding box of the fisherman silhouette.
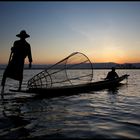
[105,67,119,80]
[1,30,32,91]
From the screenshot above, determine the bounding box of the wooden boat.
[8,53,129,98]
[25,74,129,98]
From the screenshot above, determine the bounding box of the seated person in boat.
[105,67,119,80]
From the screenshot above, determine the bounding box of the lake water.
[0,69,140,139]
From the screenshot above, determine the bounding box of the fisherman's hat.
[16,30,30,38]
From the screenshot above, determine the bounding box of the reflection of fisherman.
[1,100,30,138]
[105,67,119,80]
[1,30,32,91]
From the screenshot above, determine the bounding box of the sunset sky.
[0,2,140,64]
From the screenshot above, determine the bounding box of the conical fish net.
[27,52,93,89]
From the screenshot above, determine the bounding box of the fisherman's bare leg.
[1,86,4,98]
[1,75,6,96]
[18,80,22,91]
[1,72,7,93]
[1,74,6,87]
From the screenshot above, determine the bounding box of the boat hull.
[27,74,129,98]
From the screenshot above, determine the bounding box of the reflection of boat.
[26,74,129,97]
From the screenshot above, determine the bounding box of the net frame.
[27,52,93,89]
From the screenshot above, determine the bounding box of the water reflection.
[107,87,118,94]
[106,88,118,106]
[0,98,30,139]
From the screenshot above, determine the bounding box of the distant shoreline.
[0,62,140,70]
[0,68,140,70]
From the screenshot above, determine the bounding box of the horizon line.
[0,62,140,65]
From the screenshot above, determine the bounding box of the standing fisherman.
[1,30,32,91]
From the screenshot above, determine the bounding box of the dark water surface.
[0,69,140,139]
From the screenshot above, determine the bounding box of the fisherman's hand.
[29,62,32,69]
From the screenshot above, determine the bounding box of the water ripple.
[0,69,140,139]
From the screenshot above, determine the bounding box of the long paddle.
[1,50,13,94]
